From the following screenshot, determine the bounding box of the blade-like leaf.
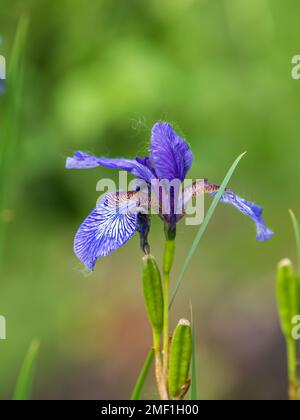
[131,349,154,400]
[289,209,300,272]
[131,152,246,399]
[170,152,246,307]
[0,16,29,262]
[13,339,40,400]
[190,303,198,400]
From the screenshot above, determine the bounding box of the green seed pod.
[142,255,164,335]
[276,259,298,337]
[168,319,192,399]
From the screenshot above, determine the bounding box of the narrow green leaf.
[13,339,40,400]
[0,17,29,262]
[289,209,300,273]
[131,152,246,399]
[170,152,246,307]
[190,303,198,400]
[131,349,154,400]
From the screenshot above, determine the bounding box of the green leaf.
[130,349,154,400]
[170,152,246,307]
[0,16,29,262]
[289,210,300,273]
[131,152,246,399]
[13,339,40,400]
[190,303,198,400]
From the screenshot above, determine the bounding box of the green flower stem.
[287,338,298,400]
[153,331,168,400]
[163,271,170,385]
[162,238,175,394]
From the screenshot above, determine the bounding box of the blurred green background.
[0,0,300,400]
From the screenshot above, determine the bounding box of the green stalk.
[163,271,170,383]
[162,236,175,395]
[153,331,168,400]
[287,338,298,400]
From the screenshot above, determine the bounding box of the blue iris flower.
[66,122,273,270]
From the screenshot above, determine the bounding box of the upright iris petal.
[150,122,193,182]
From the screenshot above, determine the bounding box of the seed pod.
[142,255,164,335]
[168,319,192,399]
[276,259,298,337]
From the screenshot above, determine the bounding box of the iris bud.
[276,259,299,338]
[142,255,164,335]
[168,319,192,399]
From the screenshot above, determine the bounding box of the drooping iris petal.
[150,122,193,182]
[183,181,273,241]
[66,151,154,182]
[211,189,273,241]
[74,192,139,270]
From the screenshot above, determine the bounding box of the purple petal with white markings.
[74,192,139,270]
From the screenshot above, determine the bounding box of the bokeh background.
[0,0,300,400]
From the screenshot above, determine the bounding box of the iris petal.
[150,122,193,182]
[212,189,273,241]
[66,151,154,182]
[183,181,273,241]
[74,192,139,270]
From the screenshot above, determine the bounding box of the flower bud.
[168,319,192,399]
[142,255,164,335]
[276,259,299,338]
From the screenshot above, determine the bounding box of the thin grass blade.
[13,339,40,400]
[131,349,154,400]
[0,17,29,262]
[170,152,246,307]
[289,209,300,272]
